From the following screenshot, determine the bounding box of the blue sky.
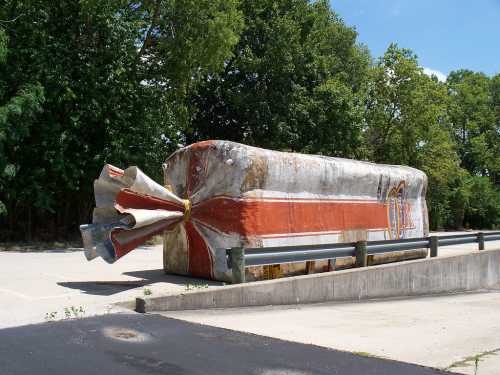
[332,1,500,79]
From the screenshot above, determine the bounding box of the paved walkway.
[162,290,500,374]
[0,245,222,328]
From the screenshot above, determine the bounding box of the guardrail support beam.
[478,232,485,251]
[230,247,246,284]
[355,241,367,267]
[430,236,438,257]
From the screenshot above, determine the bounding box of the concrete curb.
[135,248,500,312]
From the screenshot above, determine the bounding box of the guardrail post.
[430,236,438,257]
[478,232,485,251]
[355,241,367,267]
[229,247,246,284]
[328,258,336,272]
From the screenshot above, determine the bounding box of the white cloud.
[423,67,447,82]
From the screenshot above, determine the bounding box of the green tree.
[490,73,500,185]
[444,70,500,229]
[136,0,243,132]
[365,44,463,229]
[463,175,500,229]
[190,0,371,158]
[1,1,497,240]
[0,0,242,240]
[0,28,45,219]
[447,70,498,183]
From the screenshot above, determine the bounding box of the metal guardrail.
[226,231,500,283]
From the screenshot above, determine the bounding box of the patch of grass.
[184,282,209,291]
[45,306,86,322]
[44,311,58,322]
[63,306,85,319]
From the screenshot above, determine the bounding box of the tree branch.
[137,1,161,61]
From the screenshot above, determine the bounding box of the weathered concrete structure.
[81,140,428,282]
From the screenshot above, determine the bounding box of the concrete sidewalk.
[161,290,500,374]
[0,245,222,328]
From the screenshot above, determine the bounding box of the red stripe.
[192,197,389,236]
[185,221,213,279]
[185,142,215,278]
[116,189,184,212]
[107,165,124,177]
[111,221,177,259]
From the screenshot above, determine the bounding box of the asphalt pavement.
[0,313,455,375]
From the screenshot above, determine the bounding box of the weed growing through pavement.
[64,306,85,319]
[44,311,58,322]
[185,283,209,291]
[143,288,152,296]
[45,306,85,322]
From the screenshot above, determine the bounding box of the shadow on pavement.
[57,280,146,295]
[57,268,222,296]
[123,269,222,286]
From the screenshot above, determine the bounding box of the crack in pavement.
[445,348,500,373]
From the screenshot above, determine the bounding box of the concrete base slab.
[160,290,500,374]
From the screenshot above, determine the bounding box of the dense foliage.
[0,0,498,240]
[190,0,370,158]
